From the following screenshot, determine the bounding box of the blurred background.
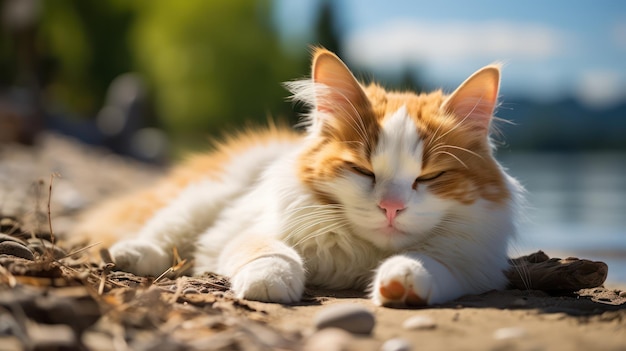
[0,0,624,284]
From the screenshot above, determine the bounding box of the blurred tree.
[130,0,303,138]
[313,0,341,57]
[397,66,425,93]
[309,0,424,94]
[37,0,135,116]
[1,0,307,154]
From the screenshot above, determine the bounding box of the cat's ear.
[441,65,500,134]
[311,48,369,115]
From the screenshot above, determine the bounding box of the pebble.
[402,315,436,330]
[27,238,67,259]
[314,303,376,335]
[380,338,413,351]
[619,291,626,298]
[0,241,34,260]
[0,233,27,245]
[304,328,353,351]
[28,323,77,349]
[493,326,527,340]
[183,288,199,294]
[0,217,21,234]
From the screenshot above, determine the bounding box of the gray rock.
[27,238,66,259]
[0,217,23,236]
[402,315,436,330]
[0,233,27,245]
[304,328,353,351]
[380,338,413,351]
[0,241,34,260]
[28,323,77,349]
[314,303,375,335]
[493,326,527,340]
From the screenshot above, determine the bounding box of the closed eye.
[347,163,375,179]
[416,171,445,182]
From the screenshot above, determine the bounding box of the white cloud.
[576,69,625,109]
[344,20,567,69]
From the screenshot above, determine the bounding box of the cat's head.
[291,48,511,251]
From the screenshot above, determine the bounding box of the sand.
[257,287,626,350]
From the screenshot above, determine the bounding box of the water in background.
[499,153,626,286]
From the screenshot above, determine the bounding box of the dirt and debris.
[0,212,296,350]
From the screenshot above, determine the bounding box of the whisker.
[430,144,484,160]
[431,151,468,169]
[282,204,344,214]
[282,203,348,244]
[433,94,485,144]
[319,82,372,149]
[287,218,337,238]
[290,221,351,248]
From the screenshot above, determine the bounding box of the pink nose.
[378,199,406,224]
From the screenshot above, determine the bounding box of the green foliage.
[37,0,135,115]
[129,0,304,135]
[2,0,307,139]
[314,0,341,56]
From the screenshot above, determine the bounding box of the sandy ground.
[0,133,624,351]
[255,288,626,351]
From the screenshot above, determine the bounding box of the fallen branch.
[506,251,608,291]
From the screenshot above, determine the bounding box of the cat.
[73,48,523,306]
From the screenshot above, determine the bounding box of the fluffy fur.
[72,49,523,306]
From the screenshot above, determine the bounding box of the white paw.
[109,240,171,276]
[372,255,437,307]
[231,255,305,304]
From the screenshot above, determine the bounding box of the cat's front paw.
[231,255,305,304]
[109,240,171,276]
[372,255,437,307]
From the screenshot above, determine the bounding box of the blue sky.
[274,0,626,108]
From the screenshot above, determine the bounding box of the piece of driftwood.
[506,251,608,291]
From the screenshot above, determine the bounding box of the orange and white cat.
[74,49,523,306]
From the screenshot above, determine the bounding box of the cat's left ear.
[441,65,500,134]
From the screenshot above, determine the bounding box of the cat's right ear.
[311,48,370,116]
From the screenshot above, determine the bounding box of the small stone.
[493,326,527,340]
[28,323,76,348]
[380,338,413,351]
[0,217,21,234]
[183,288,199,294]
[83,331,116,351]
[314,303,375,335]
[402,315,436,330]
[27,238,66,259]
[619,290,626,298]
[304,328,353,351]
[0,233,27,246]
[0,241,34,260]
